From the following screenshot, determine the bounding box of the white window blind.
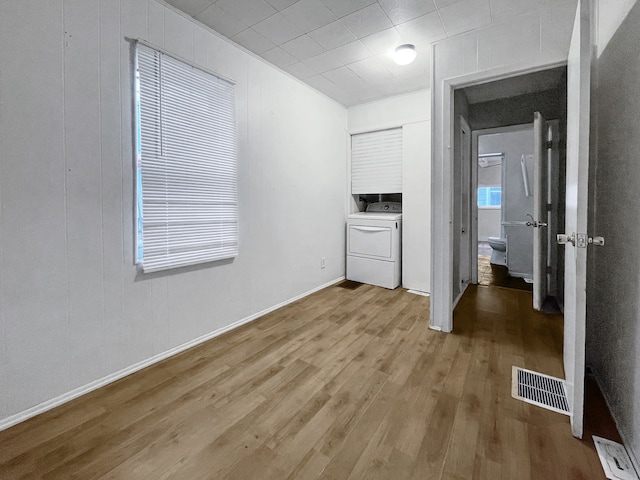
[134,42,238,273]
[351,128,403,194]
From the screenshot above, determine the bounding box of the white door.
[562,0,592,439]
[532,112,548,311]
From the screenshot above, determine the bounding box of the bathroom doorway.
[473,124,535,291]
[456,66,567,305]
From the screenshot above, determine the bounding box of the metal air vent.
[511,366,570,415]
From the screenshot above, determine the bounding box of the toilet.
[487,237,507,266]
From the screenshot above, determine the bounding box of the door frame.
[431,60,566,333]
[458,116,472,295]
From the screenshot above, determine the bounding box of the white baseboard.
[407,289,430,297]
[0,276,344,432]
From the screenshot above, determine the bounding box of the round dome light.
[394,44,417,65]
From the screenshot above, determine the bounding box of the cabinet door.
[351,128,402,194]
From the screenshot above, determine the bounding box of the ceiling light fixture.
[394,44,417,65]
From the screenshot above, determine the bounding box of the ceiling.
[164,0,556,106]
[463,66,567,104]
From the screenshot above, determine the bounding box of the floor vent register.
[511,366,570,415]
[593,436,640,480]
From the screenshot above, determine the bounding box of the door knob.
[527,220,548,228]
[557,233,575,245]
[557,233,605,247]
[589,236,605,246]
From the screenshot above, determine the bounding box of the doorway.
[460,68,567,306]
[432,0,592,441]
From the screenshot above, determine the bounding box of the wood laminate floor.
[477,255,532,291]
[0,283,617,479]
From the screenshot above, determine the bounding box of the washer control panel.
[365,202,402,213]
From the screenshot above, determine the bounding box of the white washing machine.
[346,202,402,289]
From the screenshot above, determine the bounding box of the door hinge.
[545,140,553,150]
[546,203,552,212]
[546,266,553,274]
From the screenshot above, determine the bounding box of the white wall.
[477,210,501,241]
[348,90,431,294]
[430,0,578,330]
[587,0,640,469]
[0,0,347,427]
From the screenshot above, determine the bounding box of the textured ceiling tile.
[164,0,214,17]
[320,0,377,18]
[433,0,465,7]
[281,0,338,32]
[374,77,405,95]
[330,40,373,64]
[308,20,358,50]
[490,0,544,19]
[360,27,403,55]
[347,56,395,85]
[265,0,299,9]
[303,51,344,73]
[284,61,318,79]
[195,4,248,38]
[303,73,334,90]
[345,86,385,106]
[231,28,276,54]
[281,34,326,61]
[439,0,492,36]
[253,13,304,45]
[395,11,446,43]
[216,0,277,26]
[378,0,437,25]
[262,47,299,68]
[341,3,394,38]
[323,66,366,92]
[168,0,571,106]
[304,74,347,98]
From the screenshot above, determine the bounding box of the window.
[134,42,238,273]
[477,187,502,208]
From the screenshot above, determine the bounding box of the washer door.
[348,225,392,259]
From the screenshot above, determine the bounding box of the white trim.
[429,44,439,331]
[407,289,430,297]
[0,276,344,432]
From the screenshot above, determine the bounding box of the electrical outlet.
[320,257,326,269]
